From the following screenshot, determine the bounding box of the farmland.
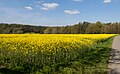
[0,34,116,74]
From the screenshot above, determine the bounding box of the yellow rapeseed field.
[0,34,116,73]
[0,34,115,53]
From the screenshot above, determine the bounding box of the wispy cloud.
[73,0,82,2]
[24,6,33,10]
[103,0,111,3]
[0,6,43,25]
[64,10,80,14]
[41,3,59,10]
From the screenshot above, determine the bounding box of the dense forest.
[0,21,120,34]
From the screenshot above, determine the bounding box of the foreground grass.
[0,34,116,74]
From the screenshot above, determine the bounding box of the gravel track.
[109,35,120,74]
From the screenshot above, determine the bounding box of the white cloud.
[73,0,82,2]
[25,6,33,10]
[64,10,80,14]
[103,0,111,3]
[41,3,59,10]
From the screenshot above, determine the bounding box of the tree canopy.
[0,22,120,34]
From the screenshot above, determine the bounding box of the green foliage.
[0,23,47,34]
[0,21,120,34]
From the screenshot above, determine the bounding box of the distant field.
[0,34,116,74]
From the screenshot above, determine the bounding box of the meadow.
[0,34,116,74]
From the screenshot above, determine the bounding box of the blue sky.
[0,0,120,26]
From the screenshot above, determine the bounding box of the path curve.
[109,35,120,74]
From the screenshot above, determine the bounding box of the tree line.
[0,21,120,34]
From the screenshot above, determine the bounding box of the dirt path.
[109,35,120,74]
